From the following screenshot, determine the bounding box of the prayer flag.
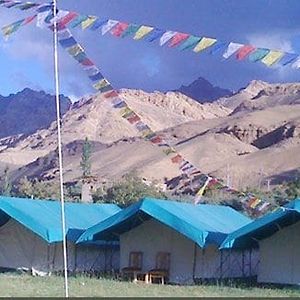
[36,3,53,13]
[134,25,154,40]
[261,50,284,66]
[160,31,177,46]
[236,45,256,60]
[278,53,298,66]
[171,154,183,164]
[121,23,140,38]
[82,16,98,30]
[88,72,104,82]
[50,10,69,25]
[193,37,217,53]
[2,19,23,37]
[36,11,51,28]
[101,20,118,35]
[68,44,84,56]
[179,35,202,51]
[59,37,77,48]
[168,32,189,47]
[144,28,165,42]
[104,90,119,98]
[110,22,129,37]
[210,41,229,54]
[18,3,39,10]
[223,42,244,59]
[93,79,110,90]
[84,65,99,76]
[127,114,141,124]
[89,19,107,31]
[291,56,300,69]
[69,15,89,28]
[248,48,270,62]
[23,15,36,25]
[57,11,78,28]
[81,58,94,66]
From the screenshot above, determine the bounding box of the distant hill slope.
[176,77,232,102]
[1,81,300,191]
[0,88,71,139]
[218,80,300,112]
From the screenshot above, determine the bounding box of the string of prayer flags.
[1,1,300,69]
[2,15,36,38]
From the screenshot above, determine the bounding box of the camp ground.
[221,198,300,285]
[77,197,259,284]
[0,196,121,275]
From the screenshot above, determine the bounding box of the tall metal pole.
[52,0,69,297]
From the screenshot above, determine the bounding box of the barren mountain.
[0,88,70,139]
[218,80,300,112]
[0,89,230,173]
[176,77,232,102]
[1,80,300,191]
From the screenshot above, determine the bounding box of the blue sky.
[0,0,299,99]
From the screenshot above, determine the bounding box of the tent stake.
[52,0,69,297]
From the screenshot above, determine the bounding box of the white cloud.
[247,32,294,53]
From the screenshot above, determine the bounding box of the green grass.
[0,273,299,297]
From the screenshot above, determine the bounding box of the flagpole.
[52,0,69,297]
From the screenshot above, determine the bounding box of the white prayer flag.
[159,31,177,46]
[223,42,244,59]
[101,20,118,35]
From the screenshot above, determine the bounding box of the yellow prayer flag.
[250,198,261,209]
[120,107,133,117]
[68,44,84,56]
[261,50,284,66]
[193,37,217,53]
[133,25,153,40]
[93,79,110,90]
[141,129,154,138]
[81,16,97,30]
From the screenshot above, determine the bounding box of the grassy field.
[0,273,299,297]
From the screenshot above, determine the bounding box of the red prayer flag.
[81,58,94,66]
[111,22,129,37]
[236,45,256,60]
[58,12,79,28]
[171,154,183,164]
[127,114,141,124]
[207,178,218,188]
[104,90,119,98]
[23,15,36,25]
[169,33,189,47]
[150,135,163,144]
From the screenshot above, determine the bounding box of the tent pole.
[192,243,197,283]
[52,0,69,297]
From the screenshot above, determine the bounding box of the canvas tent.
[78,197,257,284]
[0,196,121,274]
[221,198,300,285]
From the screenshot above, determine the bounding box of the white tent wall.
[258,220,300,285]
[0,219,119,274]
[120,218,255,284]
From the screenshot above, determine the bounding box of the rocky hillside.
[0,88,70,139]
[177,77,232,102]
[1,80,300,191]
[218,80,300,112]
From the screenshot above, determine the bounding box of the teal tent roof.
[221,199,300,249]
[77,197,251,248]
[0,196,121,243]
